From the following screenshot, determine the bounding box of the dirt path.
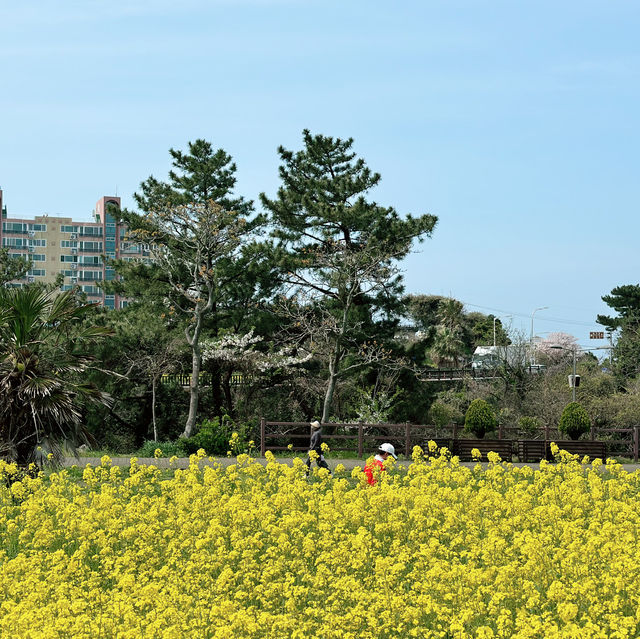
[66,456,640,472]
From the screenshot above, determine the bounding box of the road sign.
[590,331,604,339]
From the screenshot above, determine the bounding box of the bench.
[452,439,514,462]
[547,440,606,461]
[518,440,548,462]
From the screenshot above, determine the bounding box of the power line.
[461,301,598,328]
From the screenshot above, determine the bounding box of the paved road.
[67,456,640,472]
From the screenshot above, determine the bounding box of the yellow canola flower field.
[1,446,640,638]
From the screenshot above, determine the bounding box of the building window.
[3,222,26,233]
[2,237,24,247]
[80,226,103,237]
[79,241,102,251]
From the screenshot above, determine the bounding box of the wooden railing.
[421,367,547,382]
[260,419,640,462]
[421,369,500,381]
[161,372,248,387]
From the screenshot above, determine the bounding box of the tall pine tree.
[113,140,272,434]
[261,130,437,422]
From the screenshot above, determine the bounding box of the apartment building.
[0,190,150,309]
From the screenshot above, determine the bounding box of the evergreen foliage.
[597,284,640,331]
[133,139,252,214]
[110,140,275,431]
[0,248,30,286]
[464,399,497,439]
[558,402,591,440]
[261,130,437,422]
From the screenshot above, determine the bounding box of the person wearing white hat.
[306,420,331,474]
[364,442,397,485]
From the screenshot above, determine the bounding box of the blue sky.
[2,0,638,346]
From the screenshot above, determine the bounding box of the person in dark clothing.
[306,420,331,474]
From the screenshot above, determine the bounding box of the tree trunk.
[322,303,350,424]
[182,313,203,438]
[322,348,340,423]
[151,376,158,442]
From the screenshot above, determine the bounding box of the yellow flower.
[1,444,638,637]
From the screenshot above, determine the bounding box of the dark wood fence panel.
[260,419,640,462]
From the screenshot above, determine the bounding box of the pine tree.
[597,284,640,331]
[0,248,30,286]
[134,139,252,215]
[597,284,640,380]
[113,140,271,434]
[261,130,437,422]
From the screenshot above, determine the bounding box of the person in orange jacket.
[364,443,397,485]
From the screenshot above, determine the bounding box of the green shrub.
[136,440,183,458]
[179,416,256,456]
[180,417,230,456]
[464,399,497,439]
[558,402,591,440]
[428,401,454,429]
[518,416,540,436]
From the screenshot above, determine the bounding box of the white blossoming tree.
[202,329,311,376]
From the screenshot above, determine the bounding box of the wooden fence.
[420,366,546,382]
[161,372,247,387]
[260,419,640,462]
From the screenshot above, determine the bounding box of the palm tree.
[430,326,465,368]
[430,298,466,367]
[436,297,465,333]
[0,286,113,466]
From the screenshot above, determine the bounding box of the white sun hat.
[378,442,397,459]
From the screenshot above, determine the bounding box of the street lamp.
[550,345,613,402]
[530,307,548,364]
